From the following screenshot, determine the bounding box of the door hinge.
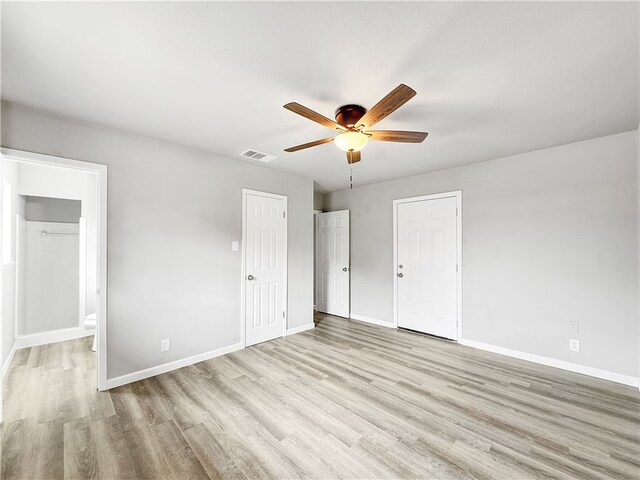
[456,208,458,216]
[282,311,285,318]
[456,264,459,272]
[283,211,286,219]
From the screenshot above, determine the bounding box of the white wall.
[1,102,314,380]
[314,190,324,211]
[325,131,639,380]
[17,162,97,317]
[24,221,80,334]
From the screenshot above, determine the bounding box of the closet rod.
[41,231,79,237]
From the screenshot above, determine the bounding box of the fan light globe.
[334,131,369,152]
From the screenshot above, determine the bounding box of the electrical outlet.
[161,338,170,352]
[570,320,579,333]
[569,339,580,352]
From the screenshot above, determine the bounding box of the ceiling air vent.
[239,149,278,163]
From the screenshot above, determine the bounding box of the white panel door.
[316,210,350,318]
[397,197,457,339]
[244,192,286,347]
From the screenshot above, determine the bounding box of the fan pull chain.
[350,167,353,190]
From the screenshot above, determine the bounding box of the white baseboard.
[460,338,639,388]
[106,342,243,390]
[15,327,94,349]
[350,313,395,328]
[286,323,315,335]
[2,342,17,380]
[107,323,317,390]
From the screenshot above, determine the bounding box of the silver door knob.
[397,273,403,278]
[247,275,255,281]
[343,267,348,272]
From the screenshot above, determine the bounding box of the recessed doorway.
[1,148,108,400]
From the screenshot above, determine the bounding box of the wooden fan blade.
[346,151,361,164]
[284,103,346,132]
[284,137,335,153]
[368,130,428,143]
[356,84,417,130]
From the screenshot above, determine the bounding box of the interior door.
[244,192,286,347]
[316,210,350,318]
[397,196,458,339]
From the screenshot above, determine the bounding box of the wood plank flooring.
[2,314,639,479]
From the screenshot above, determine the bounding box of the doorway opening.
[0,149,108,407]
[17,196,92,343]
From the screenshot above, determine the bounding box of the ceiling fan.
[283,84,428,164]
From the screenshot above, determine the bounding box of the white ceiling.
[2,2,638,192]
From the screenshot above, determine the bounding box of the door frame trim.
[313,210,322,311]
[1,147,109,390]
[392,190,462,341]
[240,188,288,348]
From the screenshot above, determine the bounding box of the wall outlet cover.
[569,339,580,352]
[161,338,170,352]
[231,241,239,252]
[570,320,579,332]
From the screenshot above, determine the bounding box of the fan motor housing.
[335,104,367,128]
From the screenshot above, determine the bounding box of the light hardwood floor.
[2,314,639,479]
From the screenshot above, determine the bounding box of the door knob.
[247,275,255,281]
[343,267,349,272]
[397,273,403,278]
